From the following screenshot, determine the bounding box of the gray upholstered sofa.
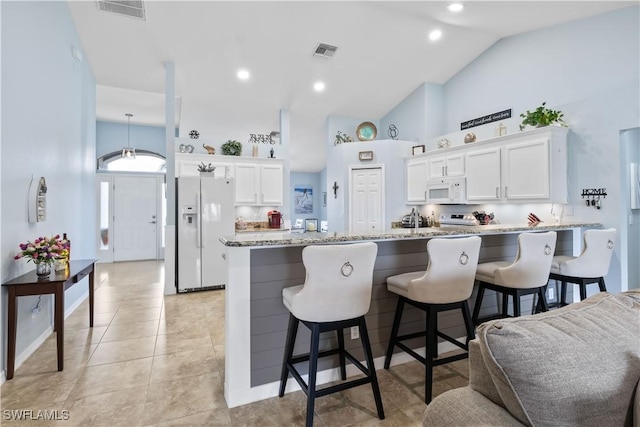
[423,291,640,427]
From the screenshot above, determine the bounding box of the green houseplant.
[519,102,566,131]
[221,140,242,156]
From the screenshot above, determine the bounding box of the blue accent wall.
[1,1,97,373]
[97,121,177,158]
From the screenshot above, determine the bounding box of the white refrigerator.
[176,176,235,292]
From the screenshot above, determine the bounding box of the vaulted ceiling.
[68,1,634,172]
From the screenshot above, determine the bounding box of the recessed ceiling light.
[313,81,326,92]
[237,69,250,81]
[429,29,442,41]
[447,3,464,13]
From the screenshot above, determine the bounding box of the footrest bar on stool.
[431,352,469,367]
[315,377,372,398]
[436,331,468,351]
[290,348,341,365]
[396,342,427,365]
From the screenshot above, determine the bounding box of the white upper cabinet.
[465,147,502,201]
[427,153,464,179]
[503,138,550,201]
[406,125,568,205]
[175,153,284,206]
[260,164,284,205]
[405,157,428,204]
[235,163,284,206]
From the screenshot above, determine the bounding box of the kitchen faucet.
[412,207,420,230]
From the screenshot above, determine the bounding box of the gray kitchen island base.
[222,225,592,408]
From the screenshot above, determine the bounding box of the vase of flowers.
[14,235,69,278]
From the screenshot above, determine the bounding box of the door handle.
[149,221,156,224]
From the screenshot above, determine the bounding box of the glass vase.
[35,262,51,278]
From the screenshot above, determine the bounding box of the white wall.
[380,82,445,144]
[1,1,97,373]
[440,6,640,293]
[326,113,415,232]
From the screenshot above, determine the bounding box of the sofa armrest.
[422,387,525,427]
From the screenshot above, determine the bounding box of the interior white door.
[350,167,384,233]
[114,176,158,261]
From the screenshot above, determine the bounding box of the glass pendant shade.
[121,113,136,159]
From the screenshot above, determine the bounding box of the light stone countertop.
[219,221,602,247]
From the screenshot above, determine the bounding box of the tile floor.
[1,260,469,426]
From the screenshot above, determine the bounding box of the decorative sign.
[460,109,511,130]
[249,134,276,144]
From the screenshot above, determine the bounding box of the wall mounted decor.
[412,145,426,155]
[461,109,511,130]
[294,185,313,214]
[359,151,374,161]
[28,176,47,223]
[189,130,200,139]
[356,122,377,141]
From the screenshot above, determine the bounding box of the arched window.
[97,150,166,173]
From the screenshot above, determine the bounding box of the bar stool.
[383,236,481,404]
[279,242,384,427]
[549,228,616,305]
[472,231,556,325]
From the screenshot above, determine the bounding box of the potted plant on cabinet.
[519,102,566,131]
[221,140,242,156]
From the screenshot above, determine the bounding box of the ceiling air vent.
[313,43,338,59]
[97,0,146,21]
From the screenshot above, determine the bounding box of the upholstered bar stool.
[472,231,556,325]
[383,236,482,404]
[279,242,384,427]
[549,228,616,305]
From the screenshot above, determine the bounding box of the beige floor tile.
[16,344,97,377]
[150,347,218,383]
[1,371,78,409]
[0,260,469,427]
[64,312,115,330]
[61,385,148,426]
[67,357,153,400]
[101,319,159,342]
[118,297,164,311]
[111,307,162,324]
[154,331,213,356]
[141,372,226,425]
[88,336,156,366]
[142,408,231,426]
[39,326,107,351]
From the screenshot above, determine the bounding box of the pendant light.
[121,113,136,159]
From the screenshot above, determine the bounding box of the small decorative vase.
[36,262,51,278]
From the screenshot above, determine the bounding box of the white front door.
[350,166,384,233]
[114,176,158,261]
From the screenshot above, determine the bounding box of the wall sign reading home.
[461,109,511,130]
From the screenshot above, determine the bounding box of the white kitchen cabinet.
[410,125,568,205]
[235,163,284,206]
[503,138,550,201]
[427,153,464,179]
[465,147,502,201]
[405,157,428,204]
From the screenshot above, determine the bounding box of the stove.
[438,213,479,227]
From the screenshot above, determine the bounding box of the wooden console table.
[2,259,96,380]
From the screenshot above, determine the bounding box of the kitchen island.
[220,222,600,407]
